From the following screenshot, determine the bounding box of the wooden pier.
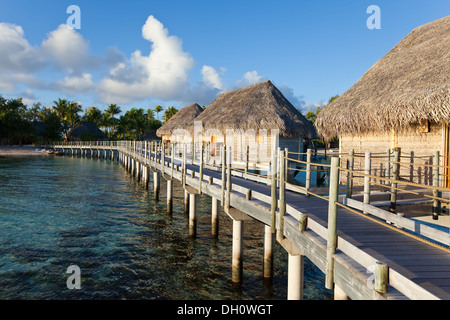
[52,141,450,300]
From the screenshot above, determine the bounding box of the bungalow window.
[419,119,430,133]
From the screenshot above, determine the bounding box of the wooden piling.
[264,224,274,280]
[433,150,440,220]
[287,253,304,300]
[232,218,243,283]
[153,171,160,201]
[167,179,173,214]
[189,192,197,238]
[211,197,219,238]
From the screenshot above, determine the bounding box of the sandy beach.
[0,145,52,156]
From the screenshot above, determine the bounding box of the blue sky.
[0,0,449,114]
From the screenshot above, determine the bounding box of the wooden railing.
[51,140,450,300]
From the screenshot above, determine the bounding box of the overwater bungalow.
[156,102,203,143]
[315,15,450,186]
[192,80,317,167]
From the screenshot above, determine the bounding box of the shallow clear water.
[0,155,332,300]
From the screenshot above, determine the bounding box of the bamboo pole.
[325,156,340,290]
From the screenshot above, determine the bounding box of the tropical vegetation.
[0,94,180,144]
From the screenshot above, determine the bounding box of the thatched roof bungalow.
[315,15,450,186]
[156,103,203,142]
[66,122,107,141]
[193,80,317,165]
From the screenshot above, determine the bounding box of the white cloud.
[243,70,264,84]
[201,65,223,91]
[0,23,45,73]
[54,73,94,94]
[98,15,195,104]
[0,17,308,109]
[41,24,99,74]
[234,70,266,89]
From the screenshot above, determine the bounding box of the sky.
[0,0,449,115]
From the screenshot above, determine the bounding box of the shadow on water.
[0,156,332,300]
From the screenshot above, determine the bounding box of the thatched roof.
[156,103,203,137]
[316,15,450,140]
[66,122,106,141]
[192,80,317,138]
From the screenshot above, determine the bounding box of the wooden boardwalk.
[52,141,450,300]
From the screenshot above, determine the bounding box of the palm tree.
[163,106,178,123]
[147,108,155,122]
[155,105,163,121]
[52,98,69,127]
[66,101,82,129]
[127,108,147,140]
[83,106,103,125]
[117,114,130,140]
[105,104,122,139]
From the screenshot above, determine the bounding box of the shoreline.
[0,145,52,157]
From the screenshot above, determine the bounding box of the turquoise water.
[0,155,332,300]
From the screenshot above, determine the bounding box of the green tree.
[117,114,131,140]
[105,104,122,139]
[66,101,82,129]
[0,97,32,145]
[40,108,64,142]
[155,105,163,121]
[82,106,103,125]
[52,98,69,128]
[163,106,178,123]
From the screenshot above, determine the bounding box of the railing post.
[374,261,389,293]
[306,149,312,195]
[199,142,203,193]
[245,145,249,175]
[390,148,400,214]
[226,146,232,211]
[277,150,286,243]
[346,149,354,198]
[221,145,226,205]
[432,150,440,220]
[171,143,175,179]
[182,143,187,188]
[271,147,277,234]
[161,141,165,173]
[325,156,340,290]
[364,152,371,213]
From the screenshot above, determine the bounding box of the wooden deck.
[52,142,450,300]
